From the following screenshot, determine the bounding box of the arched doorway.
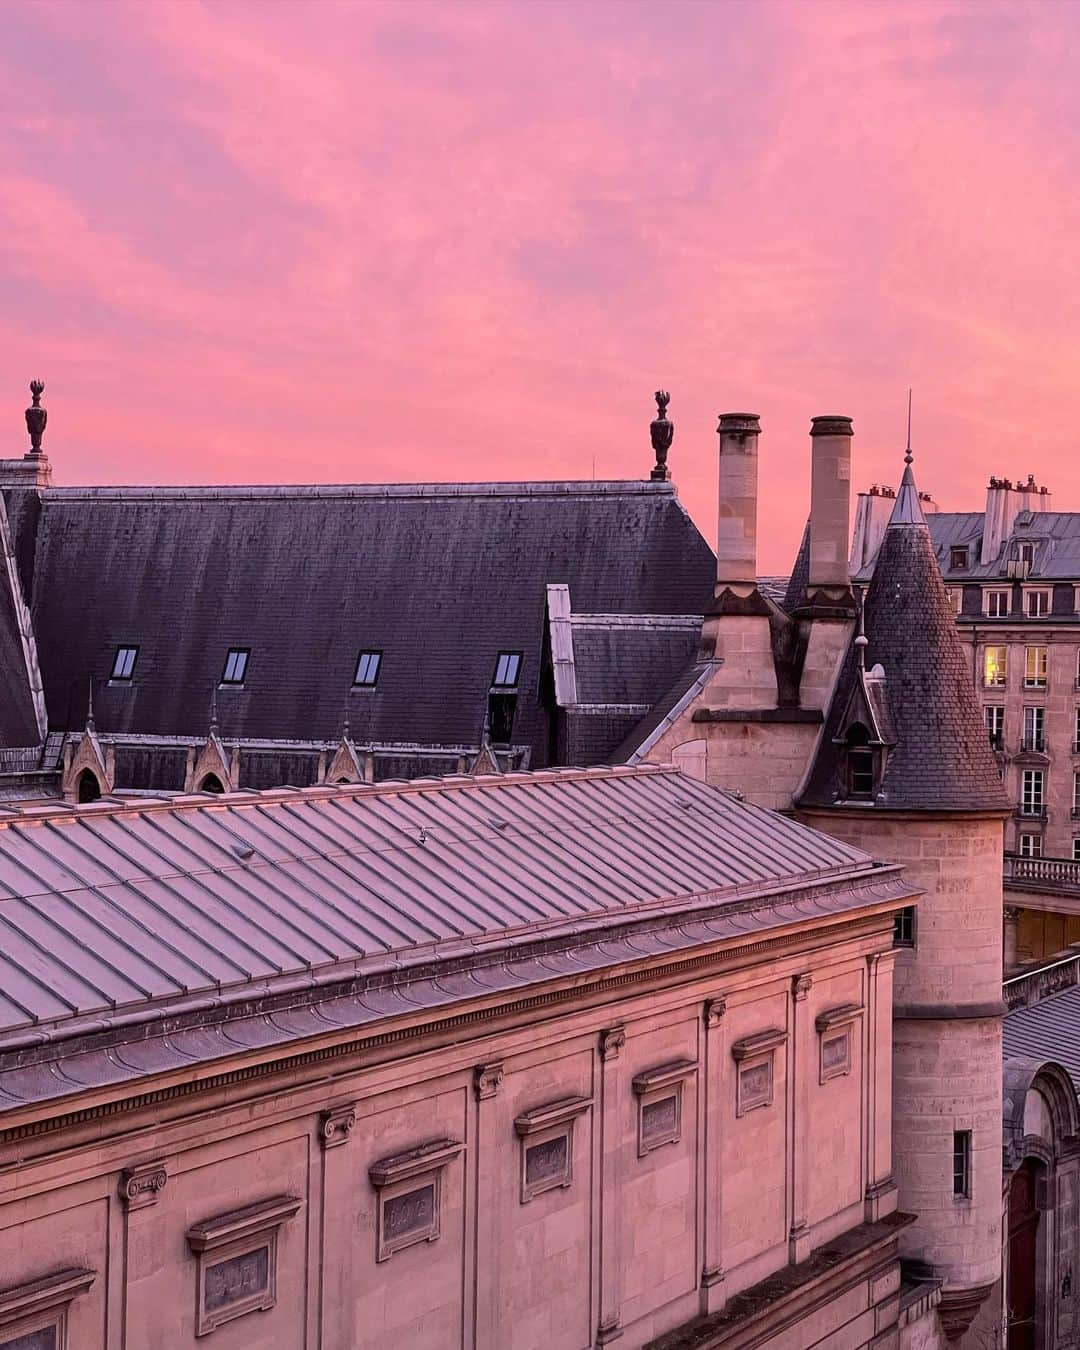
[197,773,225,794]
[77,769,102,803]
[1008,1161,1041,1350]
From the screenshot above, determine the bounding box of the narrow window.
[953,1130,972,1198]
[221,648,250,685]
[1073,771,1080,817]
[1072,838,1080,863]
[985,706,1005,750]
[948,587,963,615]
[1025,589,1050,618]
[1017,541,1036,567]
[1075,649,1080,689]
[893,906,916,948]
[845,723,875,798]
[984,646,1007,688]
[949,545,969,570]
[492,652,522,688]
[1024,645,1047,689]
[1018,833,1043,859]
[1021,769,1045,816]
[1022,706,1045,752]
[1074,706,1080,752]
[353,650,381,688]
[985,589,1011,618]
[111,645,138,681]
[488,692,517,744]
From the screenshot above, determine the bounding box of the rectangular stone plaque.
[738,1059,772,1113]
[204,1244,269,1313]
[640,1093,679,1149]
[525,1133,569,1190]
[383,1183,436,1242]
[0,1329,57,1350]
[822,1032,850,1075]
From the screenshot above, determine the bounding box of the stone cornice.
[0,902,904,1148]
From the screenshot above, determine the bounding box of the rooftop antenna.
[904,388,913,466]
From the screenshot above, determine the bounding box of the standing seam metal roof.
[0,765,875,1040]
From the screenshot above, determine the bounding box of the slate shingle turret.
[798,456,1010,813]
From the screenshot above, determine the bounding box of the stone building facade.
[618,415,1072,1347]
[0,766,916,1349]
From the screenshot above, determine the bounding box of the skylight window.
[221,648,250,685]
[492,652,522,688]
[111,645,138,681]
[354,650,382,688]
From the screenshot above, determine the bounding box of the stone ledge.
[691,708,824,725]
[644,1212,916,1350]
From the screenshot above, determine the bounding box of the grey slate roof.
[7,481,715,766]
[1004,985,1080,1094]
[926,511,1080,579]
[572,624,699,705]
[798,467,1010,813]
[0,764,880,1044]
[0,502,42,747]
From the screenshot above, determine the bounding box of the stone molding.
[368,1137,463,1188]
[319,1103,356,1150]
[703,996,727,1027]
[118,1159,168,1209]
[473,1061,504,1100]
[0,911,890,1146]
[631,1059,697,1096]
[600,1025,625,1062]
[514,1096,591,1137]
[731,1028,788,1061]
[0,1267,95,1328]
[792,973,813,1002]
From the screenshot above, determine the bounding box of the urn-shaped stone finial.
[25,379,47,457]
[650,389,673,481]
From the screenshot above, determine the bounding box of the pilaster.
[701,997,727,1312]
[597,1025,625,1345]
[789,973,813,1264]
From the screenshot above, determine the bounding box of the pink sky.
[2,0,1079,571]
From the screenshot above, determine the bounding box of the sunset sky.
[3,0,1079,571]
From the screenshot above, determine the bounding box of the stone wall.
[0,921,900,1350]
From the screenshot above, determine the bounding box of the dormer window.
[845,723,875,799]
[1017,541,1036,567]
[221,648,249,685]
[353,650,382,688]
[949,545,969,570]
[1024,588,1050,618]
[111,645,138,681]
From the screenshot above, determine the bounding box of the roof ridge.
[0,762,680,828]
[44,480,678,504]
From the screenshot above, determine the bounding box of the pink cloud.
[2,0,1080,570]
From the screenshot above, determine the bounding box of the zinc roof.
[0,764,875,1043]
[1004,984,1080,1093]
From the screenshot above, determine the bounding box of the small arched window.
[77,769,102,803]
[845,723,875,799]
[198,773,225,794]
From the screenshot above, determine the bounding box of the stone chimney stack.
[980,475,1051,566]
[806,416,854,608]
[715,413,761,594]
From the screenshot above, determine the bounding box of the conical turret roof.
[798,457,1009,812]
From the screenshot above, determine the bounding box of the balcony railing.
[1004,946,1080,1010]
[1020,735,1047,753]
[1005,852,1080,893]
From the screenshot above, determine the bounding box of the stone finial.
[86,679,96,734]
[25,380,47,458]
[650,389,674,482]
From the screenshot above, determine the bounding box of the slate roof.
[1004,984,1080,1094]
[925,511,1080,579]
[782,521,810,611]
[572,623,699,706]
[7,481,715,766]
[0,764,889,1047]
[798,465,1011,813]
[0,502,42,747]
